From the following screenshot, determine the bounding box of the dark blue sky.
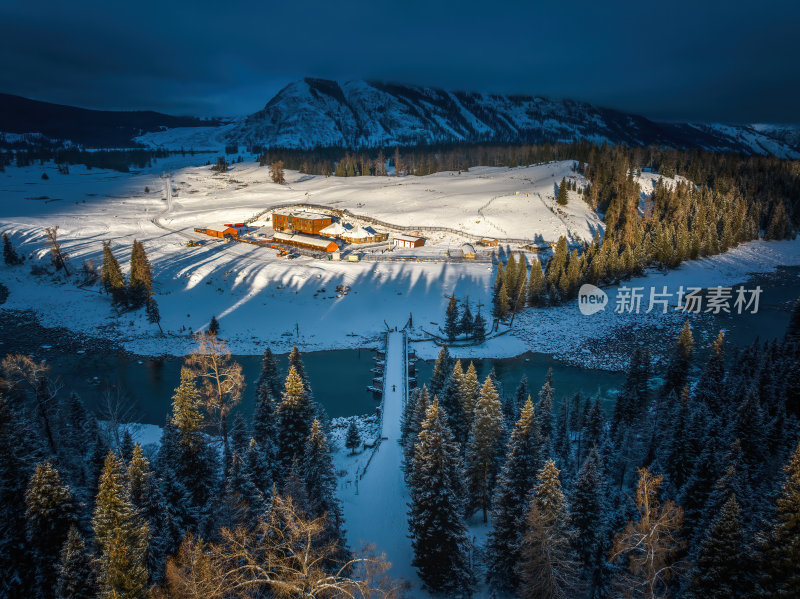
[2,0,798,123]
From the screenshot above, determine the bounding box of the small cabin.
[392,234,425,249]
[204,225,238,238]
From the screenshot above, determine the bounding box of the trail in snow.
[342,329,424,592]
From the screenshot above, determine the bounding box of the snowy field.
[1,157,799,370]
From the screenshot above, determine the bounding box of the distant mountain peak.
[225,79,799,157]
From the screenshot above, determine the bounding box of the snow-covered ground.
[1,157,798,371]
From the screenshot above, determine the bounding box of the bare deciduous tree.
[185,333,244,457]
[1,354,59,453]
[159,494,399,599]
[44,226,70,275]
[610,468,685,599]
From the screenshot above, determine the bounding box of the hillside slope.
[214,78,800,157]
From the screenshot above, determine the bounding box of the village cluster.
[192,207,494,262]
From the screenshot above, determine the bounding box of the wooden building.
[197,225,238,238]
[392,234,425,249]
[272,232,339,253]
[272,210,332,235]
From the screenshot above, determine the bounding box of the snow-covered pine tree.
[685,494,747,599]
[537,368,555,451]
[553,399,571,469]
[466,375,505,521]
[118,429,135,463]
[760,441,800,596]
[101,241,127,306]
[472,309,487,343]
[145,297,162,333]
[252,383,278,480]
[693,331,726,416]
[486,396,541,591]
[571,448,605,572]
[55,526,96,599]
[403,386,431,478]
[243,437,271,496]
[445,294,459,342]
[408,398,474,595]
[256,346,282,400]
[440,360,468,446]
[166,371,216,524]
[459,361,481,440]
[92,451,150,599]
[230,411,248,457]
[662,320,693,398]
[288,344,312,393]
[302,419,346,550]
[460,298,474,338]
[218,451,265,530]
[517,460,582,599]
[25,461,78,597]
[428,346,453,400]
[276,365,315,472]
[345,420,361,454]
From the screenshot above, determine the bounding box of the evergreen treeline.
[0,340,390,598]
[401,305,800,597]
[3,145,172,173]
[100,240,156,314]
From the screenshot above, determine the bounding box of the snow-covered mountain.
[216,78,800,157]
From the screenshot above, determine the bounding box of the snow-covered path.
[342,329,423,590]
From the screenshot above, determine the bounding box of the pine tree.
[472,309,487,343]
[25,461,78,598]
[571,449,604,570]
[466,375,505,521]
[518,460,582,599]
[218,450,264,530]
[694,331,726,416]
[557,177,569,206]
[55,527,96,599]
[428,346,453,400]
[276,365,315,472]
[444,294,459,342]
[537,368,555,450]
[761,441,800,596]
[126,444,151,511]
[92,451,150,599]
[127,240,152,308]
[685,494,747,599]
[486,396,542,591]
[256,346,282,400]
[252,383,278,479]
[492,262,506,318]
[459,361,481,439]
[303,419,345,549]
[345,419,361,454]
[527,258,545,306]
[496,283,510,320]
[459,298,474,338]
[403,386,431,476]
[408,399,474,595]
[3,232,23,265]
[101,241,127,307]
[171,367,204,446]
[207,315,219,336]
[662,320,693,398]
[440,360,467,446]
